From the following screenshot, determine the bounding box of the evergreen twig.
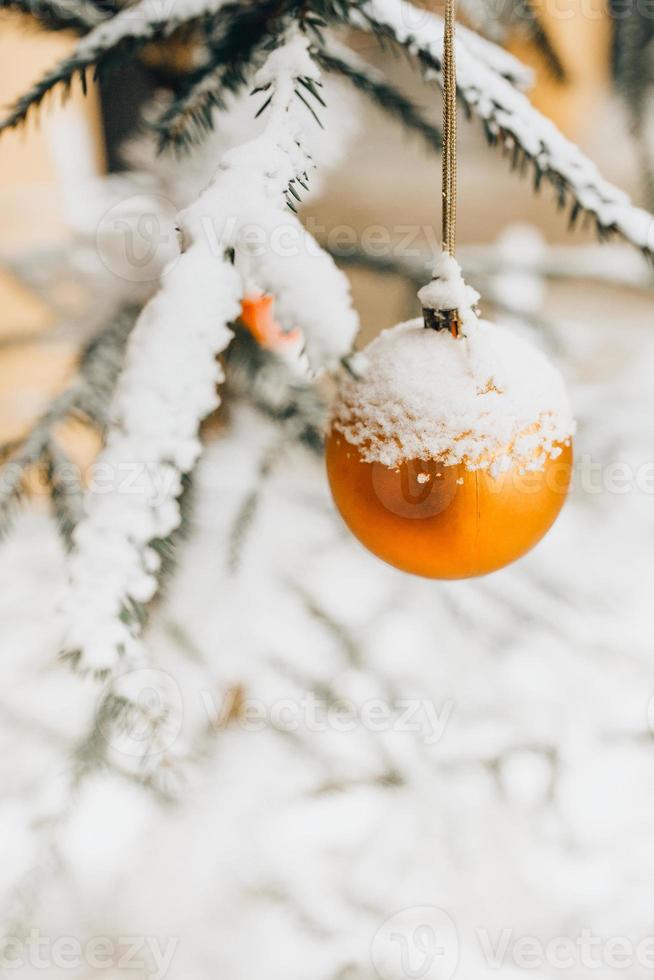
[325,242,429,286]
[44,441,84,551]
[0,306,137,544]
[227,444,278,574]
[0,4,230,133]
[315,47,442,152]
[224,323,326,455]
[153,0,290,152]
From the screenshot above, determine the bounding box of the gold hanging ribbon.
[441,0,457,257]
[421,0,460,335]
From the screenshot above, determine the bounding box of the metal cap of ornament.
[421,0,461,338]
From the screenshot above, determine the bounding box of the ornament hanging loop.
[422,0,460,337]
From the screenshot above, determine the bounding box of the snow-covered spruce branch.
[0,0,237,132]
[153,0,285,152]
[355,0,654,257]
[0,0,108,34]
[156,26,443,154]
[64,253,239,675]
[64,33,357,675]
[6,0,650,261]
[0,0,528,136]
[0,306,136,546]
[350,0,533,89]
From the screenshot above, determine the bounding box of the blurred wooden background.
[0,12,103,443]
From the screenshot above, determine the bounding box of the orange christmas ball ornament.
[326,437,573,579]
[325,255,575,579]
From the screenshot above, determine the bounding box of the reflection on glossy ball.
[325,432,573,579]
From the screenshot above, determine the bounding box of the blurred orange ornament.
[240,293,301,351]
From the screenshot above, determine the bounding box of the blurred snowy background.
[1,6,654,980]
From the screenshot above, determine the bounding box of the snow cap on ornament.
[334,252,575,477]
